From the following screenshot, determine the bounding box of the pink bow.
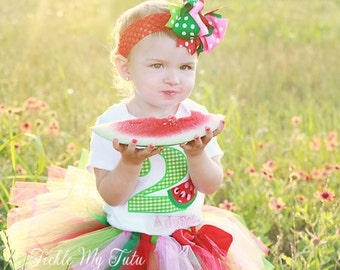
[167,0,228,54]
[188,0,228,53]
[199,11,228,53]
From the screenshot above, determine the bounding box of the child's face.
[127,33,198,114]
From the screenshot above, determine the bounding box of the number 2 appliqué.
[128,147,188,213]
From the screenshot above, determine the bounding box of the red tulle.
[122,233,156,270]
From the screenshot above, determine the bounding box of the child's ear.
[115,55,130,80]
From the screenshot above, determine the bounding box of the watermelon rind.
[91,111,224,146]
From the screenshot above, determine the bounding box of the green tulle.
[91,211,110,226]
[263,257,275,270]
[56,227,121,263]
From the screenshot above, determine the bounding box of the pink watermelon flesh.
[91,110,224,146]
[167,178,197,209]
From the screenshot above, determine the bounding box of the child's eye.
[151,63,163,69]
[180,65,193,71]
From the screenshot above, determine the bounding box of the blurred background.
[1,0,339,144]
[1,1,339,268]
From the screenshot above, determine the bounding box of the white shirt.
[87,98,223,235]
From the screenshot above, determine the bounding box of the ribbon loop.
[166,0,228,55]
[172,224,233,269]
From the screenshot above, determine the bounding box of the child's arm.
[181,120,225,194]
[94,139,163,206]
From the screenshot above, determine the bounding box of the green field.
[1,0,339,269]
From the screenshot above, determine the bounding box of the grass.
[1,0,339,269]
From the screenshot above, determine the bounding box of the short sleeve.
[87,101,130,171]
[87,133,121,171]
[205,136,224,159]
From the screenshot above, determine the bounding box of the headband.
[117,0,228,57]
[117,13,171,58]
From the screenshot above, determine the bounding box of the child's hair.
[111,0,171,56]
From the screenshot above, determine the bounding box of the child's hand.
[180,120,225,156]
[113,138,163,165]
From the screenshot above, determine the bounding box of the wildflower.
[246,167,258,176]
[326,131,338,142]
[49,111,58,118]
[334,164,340,171]
[289,171,300,181]
[325,140,338,151]
[262,169,274,180]
[310,236,321,245]
[325,141,339,151]
[269,197,286,210]
[324,131,338,151]
[263,160,276,172]
[49,122,60,135]
[66,143,76,153]
[309,135,321,151]
[224,169,234,177]
[16,165,27,175]
[0,103,6,113]
[35,119,44,128]
[219,199,237,211]
[310,168,329,180]
[310,168,320,180]
[39,101,49,110]
[324,164,333,172]
[298,170,311,181]
[20,121,32,132]
[289,165,296,171]
[257,142,264,149]
[321,169,331,179]
[314,189,336,202]
[24,97,40,111]
[297,195,306,202]
[291,116,302,125]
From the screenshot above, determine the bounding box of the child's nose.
[163,70,180,86]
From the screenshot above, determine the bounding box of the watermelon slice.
[91,110,224,146]
[168,178,197,209]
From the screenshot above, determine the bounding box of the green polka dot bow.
[166,0,228,54]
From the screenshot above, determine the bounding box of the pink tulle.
[7,166,67,226]
[155,236,201,270]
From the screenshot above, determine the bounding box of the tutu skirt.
[1,165,274,270]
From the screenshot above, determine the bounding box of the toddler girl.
[2,1,273,269]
